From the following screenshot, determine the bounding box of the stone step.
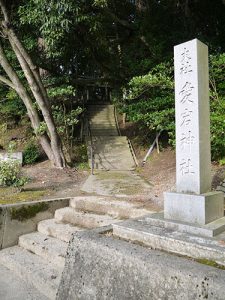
[38,218,84,243]
[0,246,62,300]
[70,196,153,219]
[91,149,132,156]
[19,232,67,268]
[91,129,118,133]
[90,125,117,129]
[88,104,114,109]
[0,265,49,300]
[89,136,127,141]
[91,161,135,169]
[55,207,119,228]
[91,162,135,171]
[88,110,114,114]
[112,219,225,264]
[88,141,128,147]
[91,132,118,136]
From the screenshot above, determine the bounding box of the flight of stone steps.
[0,196,153,300]
[86,104,136,170]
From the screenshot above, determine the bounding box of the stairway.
[0,196,154,300]
[86,104,136,170]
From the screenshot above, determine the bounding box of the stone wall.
[0,198,70,249]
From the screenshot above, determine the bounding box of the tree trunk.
[0,0,66,167]
[0,43,54,162]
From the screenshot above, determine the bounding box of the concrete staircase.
[0,196,153,300]
[86,104,136,170]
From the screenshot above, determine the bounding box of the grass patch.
[0,187,48,204]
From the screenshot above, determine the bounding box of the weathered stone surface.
[174,39,211,194]
[55,207,119,228]
[70,196,154,218]
[57,229,225,300]
[113,218,225,263]
[145,212,225,237]
[0,152,23,164]
[0,246,63,300]
[19,232,68,268]
[0,265,49,300]
[164,191,224,225]
[38,218,84,242]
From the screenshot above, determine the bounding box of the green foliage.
[0,88,26,122]
[120,54,225,160]
[0,160,28,187]
[209,53,225,160]
[120,61,175,142]
[36,122,48,136]
[23,142,40,165]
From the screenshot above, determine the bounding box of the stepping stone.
[19,232,68,268]
[38,218,84,242]
[0,246,62,300]
[70,196,154,219]
[55,207,119,228]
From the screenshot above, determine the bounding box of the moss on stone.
[96,172,129,180]
[196,258,225,270]
[0,188,48,204]
[10,202,49,221]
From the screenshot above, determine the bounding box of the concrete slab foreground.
[0,265,48,300]
[57,228,225,300]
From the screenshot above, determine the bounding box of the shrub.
[23,142,40,165]
[0,160,27,187]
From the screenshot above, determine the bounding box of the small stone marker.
[164,39,224,226]
[0,152,23,165]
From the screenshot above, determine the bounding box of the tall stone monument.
[112,39,225,265]
[164,39,224,226]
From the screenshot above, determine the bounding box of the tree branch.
[0,74,15,88]
[0,0,9,23]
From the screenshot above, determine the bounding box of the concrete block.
[0,152,23,165]
[164,191,224,225]
[57,228,225,300]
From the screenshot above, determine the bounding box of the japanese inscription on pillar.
[174,39,211,194]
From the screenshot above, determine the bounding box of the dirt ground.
[0,146,224,206]
[0,161,89,204]
[137,147,225,208]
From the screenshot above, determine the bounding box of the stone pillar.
[164,39,224,225]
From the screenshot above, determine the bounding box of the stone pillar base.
[164,191,224,225]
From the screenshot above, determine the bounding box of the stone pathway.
[81,170,153,197]
[87,104,136,170]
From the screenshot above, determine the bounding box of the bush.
[23,142,40,165]
[0,160,27,187]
